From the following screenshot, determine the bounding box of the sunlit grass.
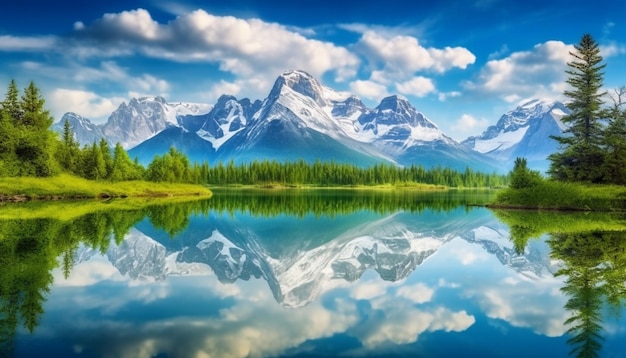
[0,195,212,221]
[0,174,212,199]
[492,180,626,211]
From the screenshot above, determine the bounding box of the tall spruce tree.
[56,119,81,174]
[17,81,57,176]
[603,87,626,184]
[548,34,606,182]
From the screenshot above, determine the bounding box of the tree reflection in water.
[493,209,626,358]
[549,230,626,358]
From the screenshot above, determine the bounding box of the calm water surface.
[2,189,626,357]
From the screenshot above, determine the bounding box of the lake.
[2,189,626,357]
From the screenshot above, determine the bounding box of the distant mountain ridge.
[53,70,568,172]
[461,99,570,171]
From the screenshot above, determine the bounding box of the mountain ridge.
[53,70,567,172]
[461,99,570,171]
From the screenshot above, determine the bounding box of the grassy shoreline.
[489,181,626,212]
[0,174,212,201]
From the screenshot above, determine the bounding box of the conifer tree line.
[0,79,506,187]
[548,33,626,184]
[195,159,507,187]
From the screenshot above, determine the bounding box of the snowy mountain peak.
[53,112,105,146]
[195,95,261,151]
[100,96,180,149]
[462,98,571,171]
[270,70,328,106]
[374,95,438,130]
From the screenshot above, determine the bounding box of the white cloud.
[53,255,124,286]
[396,76,436,97]
[464,40,572,102]
[358,303,474,348]
[470,281,569,337]
[68,8,359,101]
[350,80,389,100]
[396,283,434,303]
[48,88,124,123]
[0,35,56,51]
[600,43,626,57]
[355,31,475,76]
[22,60,171,120]
[206,80,243,100]
[450,114,490,141]
[46,276,359,358]
[438,91,461,101]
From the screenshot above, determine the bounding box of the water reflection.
[494,210,626,358]
[1,191,625,357]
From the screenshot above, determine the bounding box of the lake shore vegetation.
[492,34,626,211]
[0,80,211,199]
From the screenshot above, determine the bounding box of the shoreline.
[0,174,213,203]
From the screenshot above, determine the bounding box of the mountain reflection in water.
[1,190,625,358]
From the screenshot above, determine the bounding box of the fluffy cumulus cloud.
[350,79,389,100]
[355,31,475,75]
[464,40,573,102]
[48,89,124,122]
[466,276,569,337]
[356,297,474,348]
[349,31,475,101]
[44,275,359,358]
[68,8,359,100]
[345,276,473,349]
[396,76,436,97]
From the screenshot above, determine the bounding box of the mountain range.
[76,209,559,308]
[53,70,570,172]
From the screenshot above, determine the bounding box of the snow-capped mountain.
[56,70,505,171]
[52,96,213,149]
[196,95,262,151]
[81,209,557,308]
[102,96,196,149]
[215,70,394,166]
[127,95,260,164]
[462,99,570,171]
[52,112,106,146]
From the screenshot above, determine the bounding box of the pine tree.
[99,139,113,179]
[1,79,22,123]
[603,87,626,184]
[56,119,80,174]
[548,34,606,182]
[12,81,57,176]
[0,81,21,176]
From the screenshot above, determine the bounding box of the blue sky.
[1,0,624,140]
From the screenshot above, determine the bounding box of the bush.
[509,157,543,189]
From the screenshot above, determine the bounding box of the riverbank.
[489,181,626,211]
[0,174,212,202]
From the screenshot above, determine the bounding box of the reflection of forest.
[207,189,495,217]
[495,209,626,358]
[0,202,200,356]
